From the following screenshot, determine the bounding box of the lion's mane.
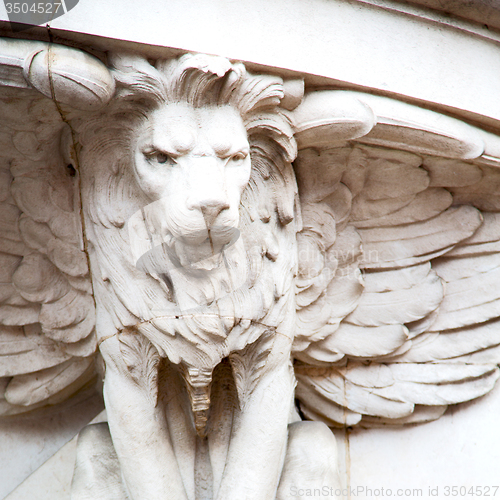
[77,53,299,372]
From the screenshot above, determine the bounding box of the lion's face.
[132,102,251,266]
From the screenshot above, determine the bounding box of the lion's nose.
[200,202,230,227]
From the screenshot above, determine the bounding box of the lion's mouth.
[174,226,240,269]
[178,225,239,248]
[136,226,241,274]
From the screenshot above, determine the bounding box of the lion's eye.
[229,152,248,163]
[145,151,176,166]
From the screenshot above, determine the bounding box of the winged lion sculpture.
[1,39,499,499]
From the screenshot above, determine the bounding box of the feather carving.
[0,82,97,415]
[292,116,500,426]
[118,329,161,406]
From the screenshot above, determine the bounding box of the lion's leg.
[214,336,295,500]
[99,334,189,500]
[71,422,129,500]
[276,421,342,500]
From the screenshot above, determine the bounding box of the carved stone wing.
[0,39,114,415]
[291,91,500,426]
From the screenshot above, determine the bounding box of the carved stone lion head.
[77,53,299,368]
[132,102,251,255]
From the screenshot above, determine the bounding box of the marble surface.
[333,380,500,498]
[0,391,103,499]
[407,0,500,30]
[6,437,78,500]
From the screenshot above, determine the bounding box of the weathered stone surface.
[0,3,500,496]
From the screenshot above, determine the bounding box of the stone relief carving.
[1,39,500,499]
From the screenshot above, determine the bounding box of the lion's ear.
[280,79,305,111]
[232,73,285,115]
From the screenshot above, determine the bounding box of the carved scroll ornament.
[1,38,500,499]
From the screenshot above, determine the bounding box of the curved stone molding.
[0,38,114,108]
[400,0,500,31]
[4,0,500,127]
[291,91,376,148]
